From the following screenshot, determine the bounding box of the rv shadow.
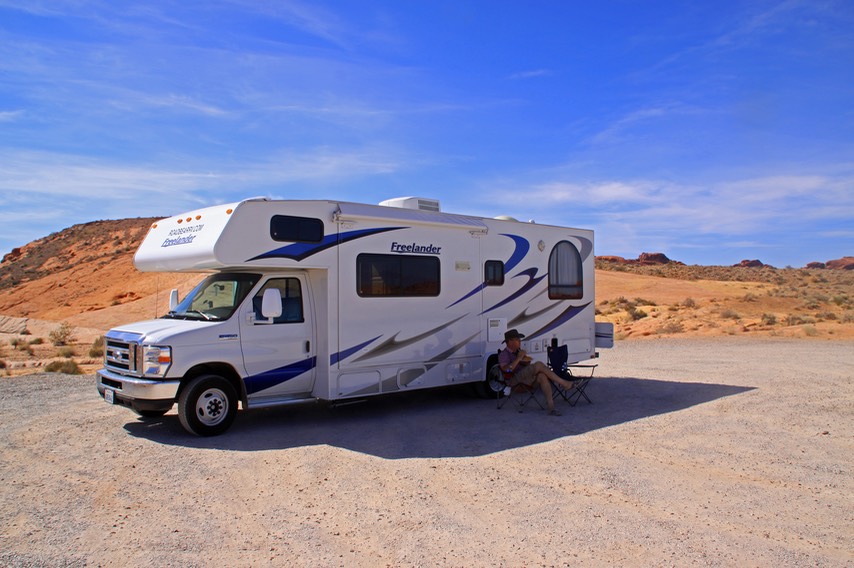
[124,377,754,458]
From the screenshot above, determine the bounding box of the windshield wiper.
[186,310,213,321]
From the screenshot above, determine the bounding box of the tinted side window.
[270,215,324,243]
[485,260,504,286]
[357,254,440,297]
[548,241,583,299]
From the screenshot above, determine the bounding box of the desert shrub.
[841,312,854,324]
[0,360,6,369]
[785,314,805,326]
[13,341,33,355]
[634,297,657,306]
[28,337,44,345]
[44,359,83,374]
[815,312,837,321]
[626,307,648,321]
[9,338,22,348]
[49,322,76,346]
[58,346,75,358]
[682,297,697,308]
[761,313,777,326]
[742,293,758,302]
[657,321,685,334]
[89,336,105,358]
[803,325,818,337]
[785,314,816,326]
[720,309,740,320]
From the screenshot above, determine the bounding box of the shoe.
[548,409,562,416]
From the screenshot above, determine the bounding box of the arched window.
[548,241,583,299]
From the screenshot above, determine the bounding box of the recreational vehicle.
[97,197,613,435]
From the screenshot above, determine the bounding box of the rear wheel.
[178,374,238,436]
[474,359,505,398]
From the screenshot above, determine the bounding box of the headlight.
[142,346,172,377]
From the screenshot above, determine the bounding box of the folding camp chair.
[490,361,544,412]
[547,344,597,406]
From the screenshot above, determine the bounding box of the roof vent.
[379,197,440,212]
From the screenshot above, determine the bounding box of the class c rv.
[97,197,613,435]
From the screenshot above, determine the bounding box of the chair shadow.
[123,376,755,459]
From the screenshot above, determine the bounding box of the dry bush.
[44,359,83,374]
[625,307,648,321]
[58,346,75,358]
[720,309,740,320]
[49,322,76,346]
[657,321,685,335]
[89,336,105,358]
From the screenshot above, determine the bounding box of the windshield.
[164,273,261,321]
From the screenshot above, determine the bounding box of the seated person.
[498,329,577,416]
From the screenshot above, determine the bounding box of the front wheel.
[178,375,238,436]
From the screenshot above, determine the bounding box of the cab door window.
[252,278,304,323]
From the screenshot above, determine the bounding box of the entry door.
[240,275,316,399]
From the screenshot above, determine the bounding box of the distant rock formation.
[596,253,682,266]
[597,255,628,264]
[825,257,854,270]
[806,262,826,269]
[734,259,765,268]
[637,252,672,265]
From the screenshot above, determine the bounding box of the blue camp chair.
[547,344,597,406]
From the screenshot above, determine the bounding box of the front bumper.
[97,368,181,413]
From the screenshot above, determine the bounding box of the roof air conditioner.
[379,197,440,212]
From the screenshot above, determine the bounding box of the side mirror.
[260,288,282,323]
[169,289,179,311]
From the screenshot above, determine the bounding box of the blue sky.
[1,1,852,267]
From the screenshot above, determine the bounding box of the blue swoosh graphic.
[482,268,547,314]
[524,302,591,340]
[502,233,529,272]
[244,357,317,395]
[577,236,593,261]
[331,336,382,365]
[248,227,404,262]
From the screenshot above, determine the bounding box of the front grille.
[105,338,140,374]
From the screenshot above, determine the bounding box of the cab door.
[239,274,316,399]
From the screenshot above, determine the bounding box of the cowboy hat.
[502,329,525,343]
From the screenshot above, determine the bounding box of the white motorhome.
[97,197,613,435]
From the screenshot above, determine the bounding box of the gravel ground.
[0,338,852,567]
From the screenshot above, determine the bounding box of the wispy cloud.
[0,110,24,122]
[487,171,854,242]
[507,69,553,80]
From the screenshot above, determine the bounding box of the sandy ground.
[0,338,852,567]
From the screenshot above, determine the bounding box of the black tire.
[474,361,505,399]
[178,374,238,436]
